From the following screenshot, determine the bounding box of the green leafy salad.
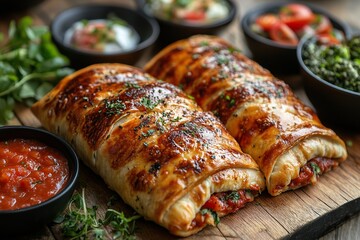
[0,17,73,124]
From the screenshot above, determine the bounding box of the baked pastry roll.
[145,35,348,196]
[31,63,265,237]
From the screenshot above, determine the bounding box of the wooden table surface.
[1,0,360,239]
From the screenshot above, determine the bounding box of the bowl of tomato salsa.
[240,1,351,74]
[0,126,79,235]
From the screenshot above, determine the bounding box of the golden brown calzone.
[145,35,347,196]
[31,63,265,236]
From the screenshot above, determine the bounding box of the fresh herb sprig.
[55,188,140,240]
[0,16,73,124]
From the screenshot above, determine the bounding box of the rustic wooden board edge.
[284,197,360,240]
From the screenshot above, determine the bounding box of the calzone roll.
[31,63,265,237]
[145,35,348,196]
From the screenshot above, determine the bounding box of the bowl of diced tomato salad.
[0,126,79,235]
[241,1,351,74]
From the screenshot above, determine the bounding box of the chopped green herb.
[225,191,240,202]
[310,162,321,176]
[104,99,126,116]
[170,116,182,122]
[140,97,158,110]
[229,98,236,107]
[182,122,202,137]
[125,82,140,89]
[200,209,220,225]
[199,41,209,47]
[140,129,156,139]
[216,54,230,65]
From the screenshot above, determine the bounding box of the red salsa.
[0,139,69,210]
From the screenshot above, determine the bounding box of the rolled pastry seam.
[31,63,265,236]
[144,35,348,196]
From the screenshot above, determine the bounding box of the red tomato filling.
[288,157,338,189]
[0,139,69,210]
[190,187,259,228]
[201,189,255,216]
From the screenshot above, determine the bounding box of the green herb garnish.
[310,162,321,176]
[56,188,140,240]
[0,16,73,125]
[139,129,156,140]
[216,54,230,65]
[140,97,158,110]
[200,209,220,225]
[104,99,126,116]
[125,82,140,89]
[225,191,240,202]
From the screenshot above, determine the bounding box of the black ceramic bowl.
[136,0,237,46]
[0,126,79,235]
[297,36,360,129]
[241,1,351,74]
[51,4,159,69]
[0,0,46,12]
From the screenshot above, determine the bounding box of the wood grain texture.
[1,0,360,239]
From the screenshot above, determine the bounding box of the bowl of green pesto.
[297,35,360,129]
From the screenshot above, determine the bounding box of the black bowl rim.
[136,0,237,30]
[241,0,352,50]
[297,35,360,97]
[0,125,79,214]
[51,3,160,57]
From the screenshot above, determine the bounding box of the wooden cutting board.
[3,0,360,238]
[12,106,360,240]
